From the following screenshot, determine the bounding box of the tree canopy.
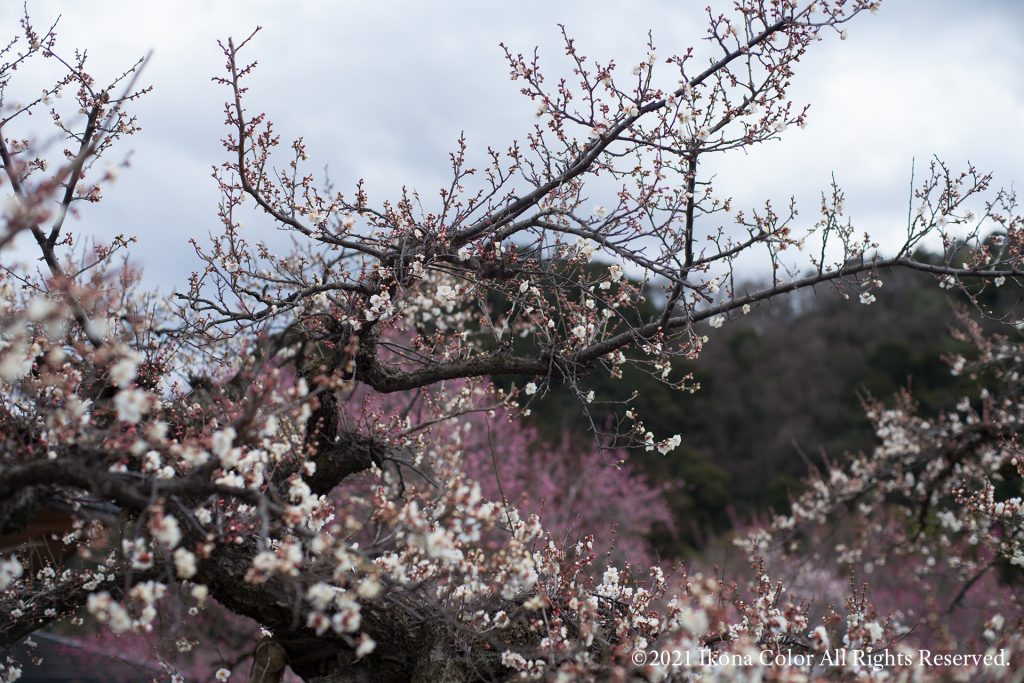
[1,2,1022,681]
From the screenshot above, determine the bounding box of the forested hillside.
[527,258,1009,553]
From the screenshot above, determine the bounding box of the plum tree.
[1,1,1022,681]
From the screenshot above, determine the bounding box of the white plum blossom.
[108,353,140,388]
[355,634,376,658]
[331,595,362,633]
[26,296,56,321]
[679,607,709,635]
[306,582,338,611]
[864,621,885,643]
[655,434,682,455]
[365,291,394,321]
[0,342,33,382]
[114,389,150,424]
[356,576,382,600]
[180,446,209,467]
[596,566,621,599]
[149,513,182,548]
[86,592,133,634]
[0,555,23,589]
[211,427,238,467]
[809,625,830,651]
[173,548,197,579]
[768,614,788,635]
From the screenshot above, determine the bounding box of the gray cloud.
[2,0,1020,288]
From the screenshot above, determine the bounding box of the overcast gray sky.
[3,0,1022,289]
